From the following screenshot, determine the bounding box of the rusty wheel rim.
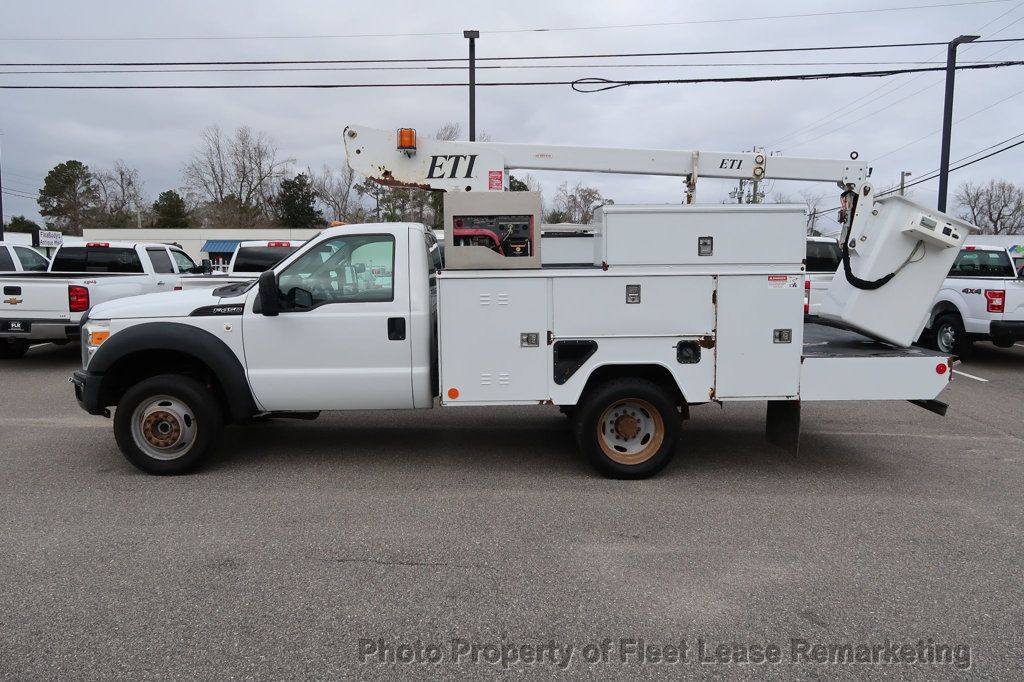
[597,398,664,466]
[130,395,197,461]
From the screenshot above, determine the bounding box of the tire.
[113,374,223,475]
[933,313,972,360]
[0,338,30,360]
[573,378,680,479]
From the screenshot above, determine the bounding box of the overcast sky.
[1,0,1022,232]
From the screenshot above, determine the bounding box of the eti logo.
[426,154,479,180]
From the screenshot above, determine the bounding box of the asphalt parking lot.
[1,342,1022,678]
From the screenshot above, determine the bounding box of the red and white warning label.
[767,275,800,289]
[488,170,503,190]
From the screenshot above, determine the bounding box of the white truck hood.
[89,287,247,320]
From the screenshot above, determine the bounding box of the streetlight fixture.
[937,34,979,212]
[900,170,912,196]
[463,30,480,142]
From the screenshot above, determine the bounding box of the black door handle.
[387,317,406,341]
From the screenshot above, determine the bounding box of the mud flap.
[766,400,800,456]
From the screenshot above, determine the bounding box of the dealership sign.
[33,230,63,248]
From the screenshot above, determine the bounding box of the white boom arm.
[343,124,871,202]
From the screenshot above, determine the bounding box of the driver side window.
[276,234,395,310]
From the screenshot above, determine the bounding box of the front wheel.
[0,338,30,359]
[113,374,223,475]
[573,378,680,479]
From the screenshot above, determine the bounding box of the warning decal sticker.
[767,275,801,289]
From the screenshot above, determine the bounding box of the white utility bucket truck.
[72,125,974,478]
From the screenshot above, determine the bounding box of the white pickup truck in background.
[922,244,1024,358]
[0,243,50,273]
[177,240,304,290]
[803,237,842,315]
[0,241,200,359]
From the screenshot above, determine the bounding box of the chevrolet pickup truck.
[0,241,200,359]
[177,240,305,290]
[0,242,50,273]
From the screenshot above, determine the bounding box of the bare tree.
[95,161,146,227]
[550,182,604,224]
[434,121,461,142]
[773,189,829,235]
[955,179,1024,235]
[309,164,363,223]
[182,124,293,223]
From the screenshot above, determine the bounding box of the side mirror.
[201,258,213,275]
[257,270,280,316]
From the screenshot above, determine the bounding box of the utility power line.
[0,1,1009,42]
[0,60,1011,76]
[767,2,1024,146]
[817,133,1024,215]
[1,61,1020,91]
[3,38,1022,68]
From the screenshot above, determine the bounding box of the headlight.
[82,319,110,368]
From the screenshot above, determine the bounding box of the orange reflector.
[397,127,417,150]
[89,330,110,346]
[447,387,460,400]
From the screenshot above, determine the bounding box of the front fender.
[88,321,258,423]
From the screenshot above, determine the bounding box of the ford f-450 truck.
[69,127,974,478]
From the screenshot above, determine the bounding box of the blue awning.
[201,239,242,254]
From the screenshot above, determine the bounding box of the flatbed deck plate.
[802,322,947,359]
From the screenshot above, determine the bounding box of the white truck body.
[0,243,50,273]
[0,242,197,349]
[69,126,974,477]
[177,240,305,290]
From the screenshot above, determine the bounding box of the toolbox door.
[715,275,803,399]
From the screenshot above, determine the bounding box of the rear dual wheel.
[573,378,679,479]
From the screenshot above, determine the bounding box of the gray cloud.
[1,0,1021,228]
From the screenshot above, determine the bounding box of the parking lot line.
[953,369,989,382]
[1016,343,1024,349]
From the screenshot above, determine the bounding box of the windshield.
[51,247,143,273]
[232,246,299,273]
[805,241,842,273]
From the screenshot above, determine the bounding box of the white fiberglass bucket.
[820,195,976,347]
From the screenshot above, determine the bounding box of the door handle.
[387,317,406,341]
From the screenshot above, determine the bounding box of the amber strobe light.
[397,128,417,151]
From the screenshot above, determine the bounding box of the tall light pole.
[463,30,480,141]
[937,34,978,212]
[900,170,912,196]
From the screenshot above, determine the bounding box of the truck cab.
[0,243,50,273]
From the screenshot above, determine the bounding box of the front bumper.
[70,370,106,416]
[0,321,80,342]
[990,320,1024,344]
